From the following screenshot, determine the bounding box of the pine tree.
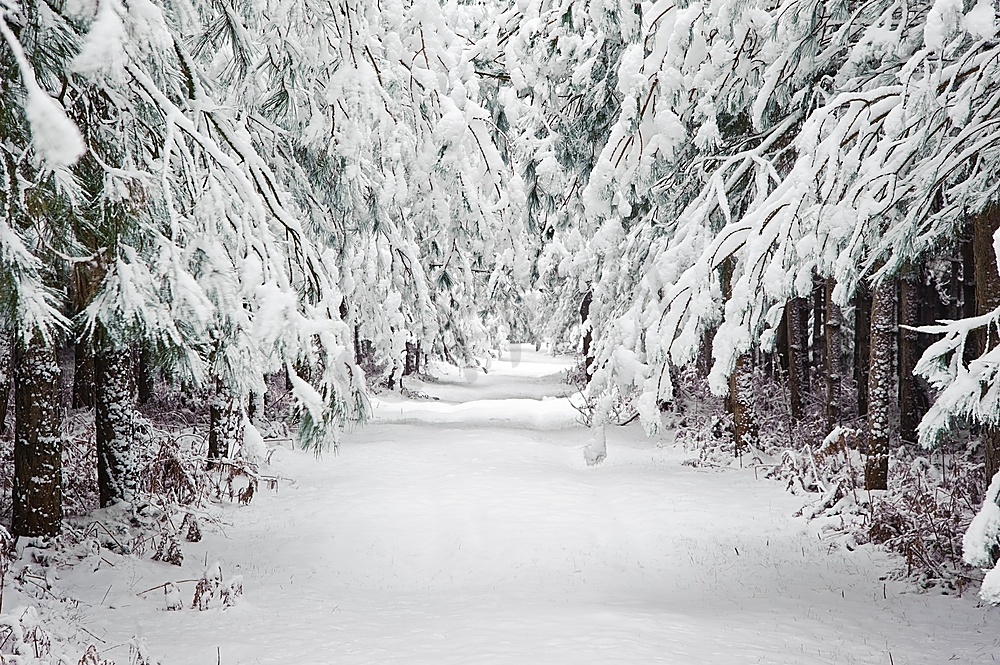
[865,281,895,490]
[12,333,62,537]
[94,325,138,506]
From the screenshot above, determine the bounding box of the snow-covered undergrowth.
[0,346,996,664]
[0,380,291,664]
[665,367,987,594]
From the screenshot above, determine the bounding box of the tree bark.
[729,353,759,455]
[403,341,421,376]
[973,206,1000,484]
[72,340,95,409]
[963,231,978,365]
[94,329,138,507]
[854,283,872,418]
[776,306,789,376]
[0,331,11,436]
[720,259,758,454]
[580,290,594,380]
[12,333,63,538]
[136,346,153,405]
[865,281,895,490]
[209,386,243,466]
[812,273,825,375]
[824,279,842,431]
[897,267,926,444]
[785,297,809,421]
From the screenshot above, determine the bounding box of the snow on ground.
[58,345,996,663]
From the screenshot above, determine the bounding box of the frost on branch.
[0,14,85,168]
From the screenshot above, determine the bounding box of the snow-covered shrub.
[867,449,984,591]
[565,359,639,428]
[663,366,735,467]
[669,368,983,591]
[191,563,242,611]
[151,534,183,567]
[141,437,204,507]
[78,644,114,665]
[0,605,109,665]
[179,513,201,543]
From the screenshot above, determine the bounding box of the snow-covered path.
[70,346,995,664]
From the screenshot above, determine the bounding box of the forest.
[1,0,1000,660]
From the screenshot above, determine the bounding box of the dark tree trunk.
[12,334,63,538]
[948,255,962,320]
[209,386,242,466]
[0,331,11,436]
[94,330,138,507]
[824,279,842,431]
[811,273,825,375]
[698,328,714,377]
[865,281,895,491]
[136,346,153,405]
[785,297,809,421]
[963,231,978,320]
[897,267,927,444]
[973,207,1000,484]
[962,231,978,365]
[854,283,872,418]
[720,259,757,453]
[776,306,789,376]
[581,290,594,379]
[403,341,421,376]
[72,340,95,409]
[729,353,759,455]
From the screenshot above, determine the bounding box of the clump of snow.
[72,0,128,83]
[287,367,325,422]
[0,17,85,167]
[238,417,267,464]
[964,0,997,40]
[963,470,1000,603]
[584,422,607,465]
[924,0,964,51]
[164,581,183,611]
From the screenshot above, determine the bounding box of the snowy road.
[70,345,996,664]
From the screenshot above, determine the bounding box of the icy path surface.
[72,345,995,664]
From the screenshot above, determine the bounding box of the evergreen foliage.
[2,0,1000,602]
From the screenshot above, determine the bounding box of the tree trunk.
[720,259,757,454]
[865,281,895,491]
[0,331,11,436]
[776,306,789,376]
[973,206,1000,484]
[581,290,594,380]
[136,346,153,405]
[72,340,95,408]
[824,279,842,431]
[785,297,809,421]
[898,267,926,444]
[811,273,825,376]
[403,341,421,376]
[963,231,978,364]
[209,386,242,466]
[94,330,138,507]
[12,333,63,538]
[729,353,759,455]
[854,283,872,418]
[248,390,265,426]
